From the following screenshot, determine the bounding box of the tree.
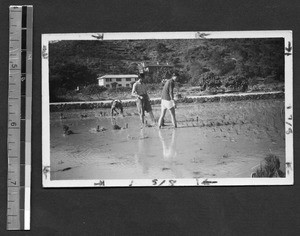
[82,84,107,100]
[49,38,284,91]
[50,62,97,90]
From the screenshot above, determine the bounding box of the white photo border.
[42,31,293,187]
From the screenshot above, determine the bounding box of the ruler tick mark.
[8,5,33,231]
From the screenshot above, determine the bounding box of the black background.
[0,0,300,235]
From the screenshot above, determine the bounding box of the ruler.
[7,5,33,231]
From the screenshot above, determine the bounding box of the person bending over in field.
[158,72,179,129]
[111,99,124,117]
[131,73,155,128]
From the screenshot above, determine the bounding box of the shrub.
[115,87,132,93]
[82,84,107,99]
[252,154,285,178]
[50,87,69,102]
[196,73,249,93]
[56,87,68,96]
[222,75,248,92]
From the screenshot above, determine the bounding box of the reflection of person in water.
[135,128,151,174]
[158,129,177,161]
[159,129,183,178]
[134,128,181,178]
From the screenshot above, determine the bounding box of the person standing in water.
[131,73,156,128]
[158,72,179,128]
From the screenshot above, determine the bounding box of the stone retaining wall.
[50,92,284,112]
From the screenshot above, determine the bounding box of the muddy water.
[50,99,285,180]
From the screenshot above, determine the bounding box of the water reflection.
[135,128,151,174]
[158,129,183,178]
[134,128,179,177]
[158,129,177,161]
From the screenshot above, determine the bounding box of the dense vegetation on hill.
[49,38,284,101]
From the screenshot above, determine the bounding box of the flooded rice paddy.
[50,99,285,180]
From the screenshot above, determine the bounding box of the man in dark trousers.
[158,72,179,128]
[131,73,156,128]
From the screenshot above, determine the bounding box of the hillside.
[49,37,284,101]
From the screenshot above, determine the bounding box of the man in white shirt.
[158,72,179,128]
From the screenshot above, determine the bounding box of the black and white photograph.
[42,31,293,187]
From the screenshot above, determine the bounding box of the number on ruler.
[10,122,17,127]
[8,5,33,231]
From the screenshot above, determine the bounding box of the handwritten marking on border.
[286,162,292,168]
[42,45,48,59]
[152,179,177,186]
[195,32,210,39]
[286,162,293,175]
[94,180,105,186]
[286,105,293,134]
[91,33,104,40]
[42,166,50,179]
[201,179,218,186]
[286,128,293,134]
[285,41,292,56]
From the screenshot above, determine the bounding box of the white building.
[97,74,138,88]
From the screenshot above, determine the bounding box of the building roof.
[145,64,174,67]
[97,74,138,79]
